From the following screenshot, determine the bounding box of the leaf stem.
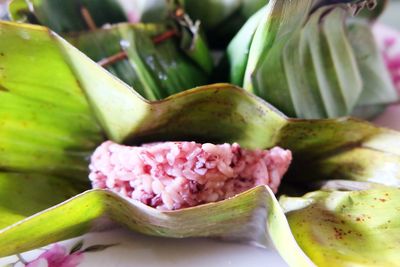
[97,29,179,67]
[80,6,97,31]
[152,29,179,44]
[97,51,128,67]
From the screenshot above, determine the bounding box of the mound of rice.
[89,141,292,210]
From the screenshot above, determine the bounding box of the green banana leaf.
[8,0,176,29]
[180,0,266,47]
[8,0,267,48]
[138,0,267,47]
[227,6,266,86]
[0,21,103,180]
[182,0,265,30]
[9,0,214,101]
[347,18,394,105]
[228,0,398,119]
[280,183,400,266]
[8,0,127,33]
[0,22,311,265]
[67,23,212,100]
[2,20,400,266]
[0,186,314,267]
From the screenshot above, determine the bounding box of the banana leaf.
[8,0,267,48]
[8,0,127,33]
[136,0,267,47]
[280,183,400,266]
[9,0,214,101]
[181,0,265,30]
[180,0,266,48]
[2,20,400,266]
[67,23,212,100]
[8,0,176,29]
[228,0,398,119]
[0,21,103,180]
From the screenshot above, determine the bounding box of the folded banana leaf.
[2,21,400,266]
[8,0,128,32]
[280,183,400,266]
[8,0,179,30]
[8,0,267,49]
[9,0,213,100]
[136,0,267,47]
[228,0,398,119]
[127,0,267,47]
[67,23,212,100]
[179,0,266,48]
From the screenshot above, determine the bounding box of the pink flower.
[373,23,400,93]
[25,244,84,267]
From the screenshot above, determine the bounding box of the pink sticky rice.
[89,141,292,210]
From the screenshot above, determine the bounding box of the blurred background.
[0,0,7,20]
[381,0,400,29]
[1,0,399,27]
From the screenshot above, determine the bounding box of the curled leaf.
[281,185,400,266]
[0,186,314,267]
[0,22,102,179]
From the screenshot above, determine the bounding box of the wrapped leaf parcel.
[9,0,214,100]
[8,0,187,29]
[2,21,400,267]
[67,23,213,100]
[228,0,398,119]
[8,0,266,47]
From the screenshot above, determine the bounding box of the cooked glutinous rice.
[89,141,292,210]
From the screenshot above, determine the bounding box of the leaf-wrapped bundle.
[1,21,400,267]
[9,0,213,100]
[228,0,398,119]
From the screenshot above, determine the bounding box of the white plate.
[0,227,288,267]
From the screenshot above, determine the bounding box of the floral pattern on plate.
[8,241,115,267]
